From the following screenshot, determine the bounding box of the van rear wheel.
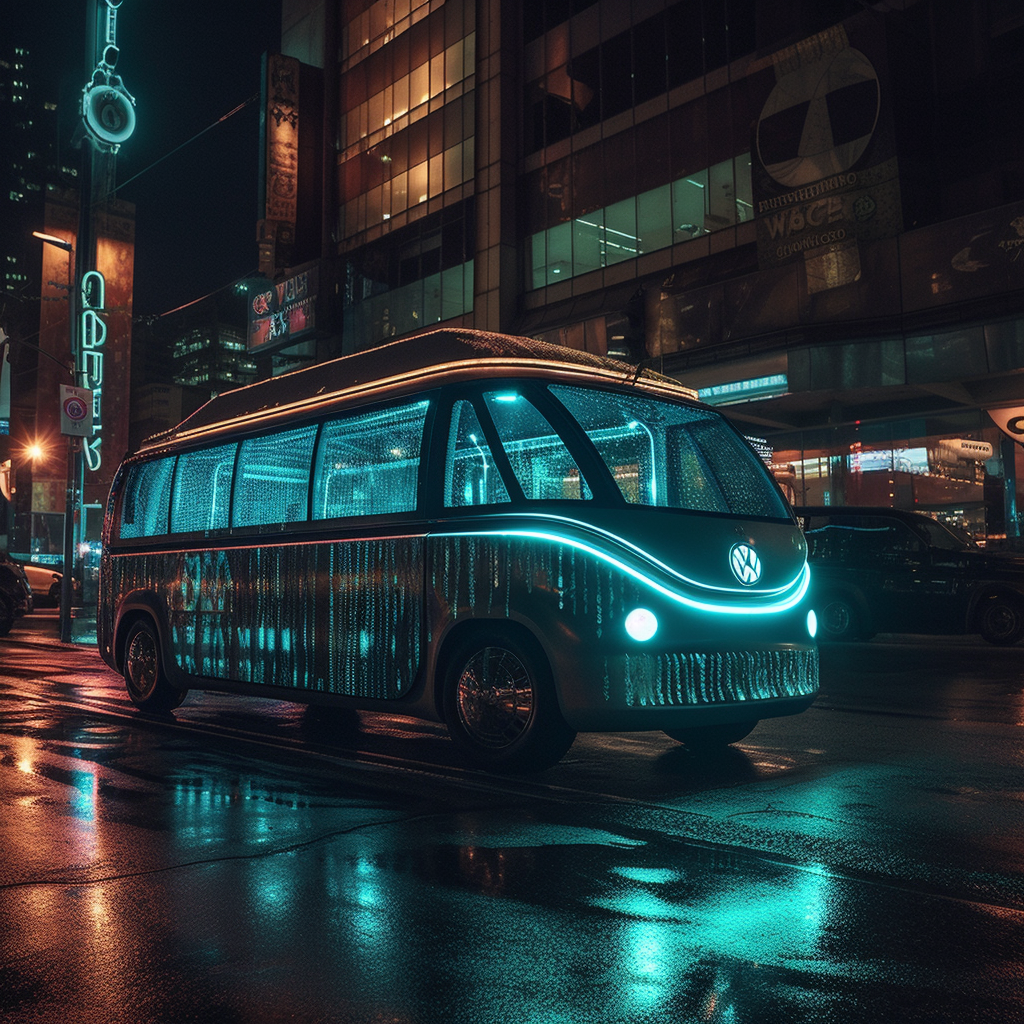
[442,629,576,772]
[123,619,188,712]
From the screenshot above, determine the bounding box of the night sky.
[15,0,282,319]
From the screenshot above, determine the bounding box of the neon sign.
[81,1,136,150]
[248,266,317,352]
[80,270,106,471]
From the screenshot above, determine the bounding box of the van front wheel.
[123,620,188,712]
[442,630,576,772]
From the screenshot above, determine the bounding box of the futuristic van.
[99,330,818,770]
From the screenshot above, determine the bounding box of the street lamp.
[32,230,80,643]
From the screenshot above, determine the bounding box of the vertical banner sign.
[80,270,106,471]
[263,54,300,268]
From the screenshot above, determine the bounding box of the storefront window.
[768,419,1022,546]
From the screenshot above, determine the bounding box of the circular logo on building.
[729,543,762,586]
[756,46,880,188]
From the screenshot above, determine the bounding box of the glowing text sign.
[80,270,106,471]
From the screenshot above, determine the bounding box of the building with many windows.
[0,34,79,556]
[260,0,1024,543]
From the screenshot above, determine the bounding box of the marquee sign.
[247,266,317,354]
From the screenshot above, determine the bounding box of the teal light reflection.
[436,524,811,614]
[69,768,97,821]
[450,511,809,597]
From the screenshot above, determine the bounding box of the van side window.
[120,457,175,538]
[445,399,510,507]
[171,443,238,533]
[233,424,318,527]
[313,400,429,519]
[482,391,592,501]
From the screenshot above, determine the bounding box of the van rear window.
[119,457,175,538]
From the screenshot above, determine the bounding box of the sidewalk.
[6,608,97,646]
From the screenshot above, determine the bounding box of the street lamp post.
[32,231,80,643]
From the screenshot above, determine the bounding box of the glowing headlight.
[625,608,658,642]
[807,609,818,639]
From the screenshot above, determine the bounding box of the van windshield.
[549,384,789,518]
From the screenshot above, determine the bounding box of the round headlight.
[625,608,658,642]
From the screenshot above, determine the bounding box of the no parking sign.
[60,384,93,437]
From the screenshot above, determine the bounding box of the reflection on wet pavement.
[1,702,1023,1024]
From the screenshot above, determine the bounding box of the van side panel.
[104,537,424,699]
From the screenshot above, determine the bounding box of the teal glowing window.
[550,385,788,517]
[483,392,592,501]
[232,424,318,527]
[313,400,428,519]
[171,443,238,533]
[119,456,175,538]
[445,399,510,507]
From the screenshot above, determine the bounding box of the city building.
[172,322,257,394]
[0,18,136,569]
[0,34,78,558]
[258,0,1024,543]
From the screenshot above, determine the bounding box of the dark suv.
[794,506,1024,645]
[0,551,33,636]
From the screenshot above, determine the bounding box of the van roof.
[141,328,695,451]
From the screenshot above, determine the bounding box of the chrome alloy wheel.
[455,645,535,750]
[126,627,159,701]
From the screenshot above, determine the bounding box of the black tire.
[977,596,1024,646]
[664,720,759,749]
[441,628,576,772]
[123,619,188,712]
[0,594,14,636]
[817,594,863,642]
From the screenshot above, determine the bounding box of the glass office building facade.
[279,0,1024,543]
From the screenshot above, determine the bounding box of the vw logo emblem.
[730,543,762,586]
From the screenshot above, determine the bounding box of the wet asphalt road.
[0,611,1022,1023]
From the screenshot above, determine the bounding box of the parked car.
[15,560,63,607]
[795,506,1024,645]
[0,551,33,635]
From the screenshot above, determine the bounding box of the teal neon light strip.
[502,512,804,596]
[433,527,811,615]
